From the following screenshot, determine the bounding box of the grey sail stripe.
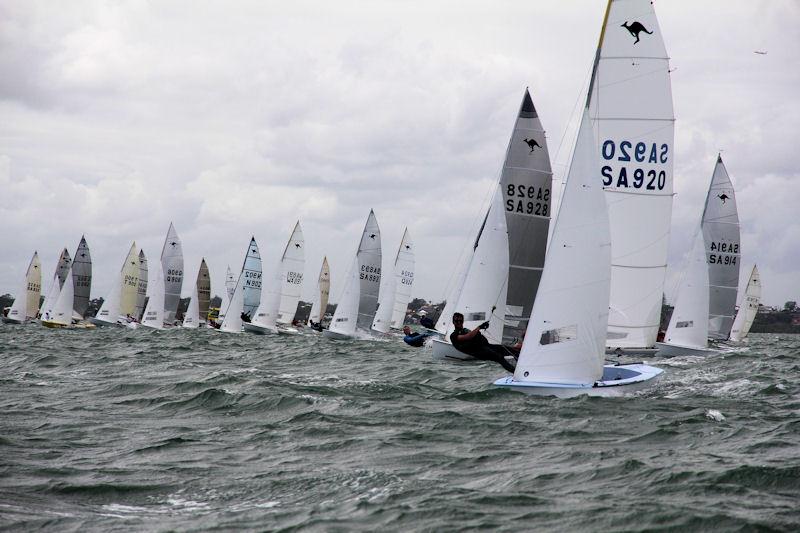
[709,284,737,289]
[510,265,544,271]
[602,55,671,60]
[608,323,660,329]
[504,166,552,175]
[593,117,675,122]
[507,212,550,221]
[611,264,668,269]
[604,189,674,197]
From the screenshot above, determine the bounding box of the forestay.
[591,0,675,350]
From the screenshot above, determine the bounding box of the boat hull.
[2,316,25,324]
[431,338,478,361]
[605,347,660,357]
[654,342,720,357]
[243,322,277,335]
[322,329,351,340]
[493,363,663,397]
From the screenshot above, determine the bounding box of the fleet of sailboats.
[2,0,772,399]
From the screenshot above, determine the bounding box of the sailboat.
[211,265,235,328]
[372,228,414,334]
[92,243,139,327]
[245,222,306,335]
[135,249,148,321]
[494,106,663,396]
[729,264,761,342]
[71,236,92,320]
[596,0,676,356]
[432,89,552,360]
[656,157,738,356]
[703,156,741,340]
[220,237,263,333]
[182,259,211,328]
[140,263,166,330]
[2,251,42,324]
[323,210,382,340]
[40,248,71,320]
[307,257,330,330]
[41,264,78,328]
[161,223,184,325]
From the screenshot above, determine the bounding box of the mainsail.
[702,155,740,340]
[309,257,330,324]
[197,258,211,323]
[141,264,165,329]
[372,228,415,333]
[356,210,382,331]
[591,0,676,350]
[221,237,262,332]
[71,236,92,318]
[160,223,184,324]
[5,252,41,323]
[119,243,140,318]
[135,250,148,320]
[40,248,71,319]
[276,222,305,324]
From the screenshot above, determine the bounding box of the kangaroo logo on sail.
[718,193,729,204]
[522,138,540,154]
[621,21,653,44]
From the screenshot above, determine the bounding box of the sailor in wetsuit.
[402,326,431,347]
[449,312,516,373]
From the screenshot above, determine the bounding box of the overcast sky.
[1,0,797,308]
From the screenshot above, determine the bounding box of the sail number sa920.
[601,140,669,190]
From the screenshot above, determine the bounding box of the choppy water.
[1,325,798,531]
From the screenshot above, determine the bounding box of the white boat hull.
[2,316,25,324]
[243,322,277,335]
[431,338,478,361]
[654,342,720,357]
[493,363,663,397]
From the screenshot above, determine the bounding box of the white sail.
[499,89,553,342]
[47,265,76,326]
[182,283,200,328]
[327,256,361,337]
[513,108,610,384]
[161,222,184,324]
[445,189,509,344]
[217,265,233,324]
[71,236,92,318]
[220,269,246,333]
[6,252,41,323]
[41,248,72,318]
[94,270,122,325]
[309,257,330,324]
[135,250,148,321]
[373,228,415,333]
[592,0,675,350]
[141,263,165,330]
[729,264,761,342]
[197,259,211,323]
[702,155,740,340]
[119,243,140,318]
[435,245,472,334]
[663,231,709,350]
[249,259,282,333]
[277,222,305,324]
[356,210,382,330]
[225,265,236,300]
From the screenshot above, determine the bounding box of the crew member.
[403,326,431,347]
[450,312,516,372]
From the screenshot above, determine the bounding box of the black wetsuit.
[450,327,516,372]
[403,332,430,347]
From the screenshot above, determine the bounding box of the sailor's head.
[403,326,411,334]
[452,312,464,326]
